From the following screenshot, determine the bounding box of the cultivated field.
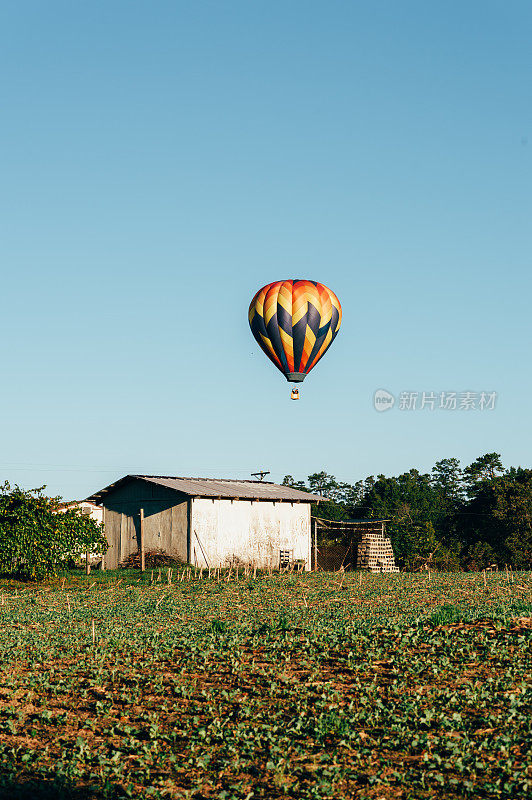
[0,570,531,799]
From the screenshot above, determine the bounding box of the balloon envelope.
[249,279,342,382]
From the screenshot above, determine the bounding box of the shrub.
[0,482,108,580]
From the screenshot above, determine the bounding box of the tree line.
[283,453,532,571]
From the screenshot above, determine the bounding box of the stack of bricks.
[356,532,399,573]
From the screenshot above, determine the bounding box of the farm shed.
[86,475,325,571]
[314,518,399,572]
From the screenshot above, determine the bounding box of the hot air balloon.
[249,280,342,397]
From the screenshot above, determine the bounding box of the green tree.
[464,541,498,571]
[392,520,439,571]
[431,458,464,506]
[498,468,532,567]
[281,475,308,492]
[463,453,504,497]
[307,472,338,498]
[307,472,349,520]
[461,467,532,568]
[0,482,108,580]
[282,455,532,570]
[430,458,464,551]
[349,468,460,569]
[283,472,349,521]
[350,469,437,521]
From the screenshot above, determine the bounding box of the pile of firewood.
[119,550,184,569]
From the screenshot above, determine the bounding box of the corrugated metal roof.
[87,474,326,503]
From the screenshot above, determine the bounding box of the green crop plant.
[0,569,531,798]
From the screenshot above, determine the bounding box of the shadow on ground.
[0,777,105,800]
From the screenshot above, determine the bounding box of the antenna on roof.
[251,470,270,481]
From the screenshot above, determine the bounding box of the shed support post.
[313,518,318,571]
[186,499,192,564]
[101,506,106,570]
[140,508,145,572]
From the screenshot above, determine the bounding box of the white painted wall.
[58,501,103,525]
[191,499,311,570]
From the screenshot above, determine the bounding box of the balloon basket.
[290,388,300,400]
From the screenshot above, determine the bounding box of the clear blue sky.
[1,1,530,499]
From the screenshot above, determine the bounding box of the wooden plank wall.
[101,479,188,569]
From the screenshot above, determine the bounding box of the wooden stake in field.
[483,569,487,588]
[86,550,91,576]
[91,618,96,645]
[66,595,71,614]
[313,518,318,572]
